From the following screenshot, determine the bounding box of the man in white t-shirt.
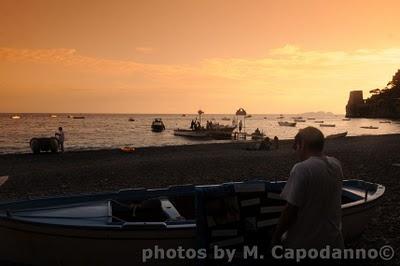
[272,127,344,250]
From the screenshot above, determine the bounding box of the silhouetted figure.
[274,136,279,149]
[55,127,65,152]
[190,120,195,130]
[239,120,243,132]
[259,137,271,150]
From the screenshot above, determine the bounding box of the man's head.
[58,127,63,131]
[293,127,325,160]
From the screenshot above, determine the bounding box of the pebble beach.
[0,134,399,264]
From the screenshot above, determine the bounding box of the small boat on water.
[278,121,296,127]
[0,179,384,266]
[151,118,166,132]
[128,118,135,122]
[379,121,391,124]
[10,115,21,119]
[320,124,335,127]
[69,116,85,119]
[361,126,379,129]
[221,117,231,121]
[326,131,348,139]
[307,117,315,120]
[294,118,306,122]
[292,116,303,120]
[174,125,236,140]
[314,120,324,123]
[50,115,57,118]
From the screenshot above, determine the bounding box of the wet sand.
[0,134,399,264]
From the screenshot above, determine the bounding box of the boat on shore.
[0,179,384,266]
[250,129,266,140]
[326,132,348,139]
[320,124,335,127]
[151,118,166,132]
[278,121,296,127]
[361,126,379,129]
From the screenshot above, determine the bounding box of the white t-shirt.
[280,156,344,249]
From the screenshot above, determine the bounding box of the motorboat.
[151,118,166,132]
[320,124,336,127]
[174,125,236,140]
[0,179,384,266]
[50,115,57,118]
[326,132,348,139]
[278,121,296,127]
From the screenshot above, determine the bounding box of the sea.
[0,113,399,154]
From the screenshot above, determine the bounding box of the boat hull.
[0,180,384,265]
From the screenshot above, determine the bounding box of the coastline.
[0,134,399,263]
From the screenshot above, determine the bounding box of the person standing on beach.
[55,127,65,152]
[238,120,243,132]
[272,127,344,251]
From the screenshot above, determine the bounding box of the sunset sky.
[1,0,400,114]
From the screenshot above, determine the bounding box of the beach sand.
[0,134,399,264]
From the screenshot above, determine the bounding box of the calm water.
[0,113,399,154]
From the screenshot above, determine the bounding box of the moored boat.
[320,123,335,127]
[0,179,384,266]
[294,118,306,122]
[326,131,348,139]
[128,118,135,122]
[361,126,379,129]
[314,120,324,123]
[278,121,296,127]
[151,118,166,132]
[10,115,21,119]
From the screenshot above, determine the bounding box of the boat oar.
[0,176,8,187]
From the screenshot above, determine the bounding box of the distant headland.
[346,69,400,118]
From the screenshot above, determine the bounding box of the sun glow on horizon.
[1,0,400,114]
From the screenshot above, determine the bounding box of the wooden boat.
[320,124,335,127]
[174,129,209,138]
[10,115,21,119]
[174,125,235,140]
[278,121,296,127]
[360,126,379,129]
[326,132,348,139]
[151,119,166,132]
[0,179,384,266]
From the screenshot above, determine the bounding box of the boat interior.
[0,180,384,229]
